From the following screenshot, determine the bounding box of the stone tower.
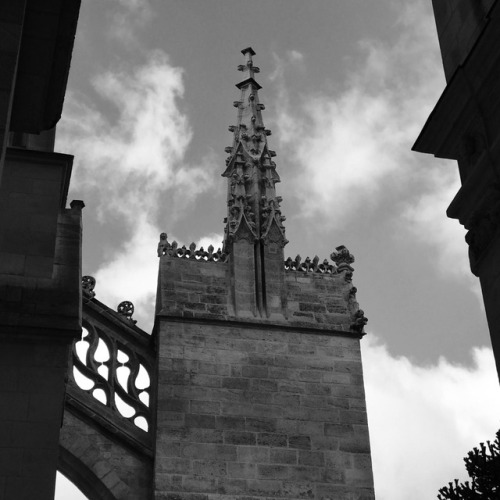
[154,48,375,499]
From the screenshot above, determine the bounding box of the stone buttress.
[154,48,375,500]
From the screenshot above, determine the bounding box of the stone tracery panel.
[69,318,153,433]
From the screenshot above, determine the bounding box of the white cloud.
[57,52,218,327]
[288,49,304,64]
[90,226,225,332]
[92,217,159,331]
[197,232,225,252]
[271,0,475,285]
[273,2,444,224]
[108,0,154,42]
[59,51,214,223]
[363,336,500,500]
[402,168,474,280]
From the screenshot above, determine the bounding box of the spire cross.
[238,47,260,80]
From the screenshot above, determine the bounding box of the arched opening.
[57,446,116,500]
[55,472,89,500]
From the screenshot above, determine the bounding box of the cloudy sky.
[55,1,500,498]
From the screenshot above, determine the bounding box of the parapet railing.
[65,276,155,456]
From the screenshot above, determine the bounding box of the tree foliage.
[438,429,500,499]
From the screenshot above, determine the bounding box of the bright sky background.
[55,1,500,499]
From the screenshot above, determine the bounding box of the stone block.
[256,432,287,447]
[288,465,323,482]
[227,462,257,479]
[339,410,368,425]
[190,374,220,388]
[158,411,185,427]
[298,450,325,467]
[241,365,268,378]
[182,476,217,493]
[221,378,249,390]
[159,398,189,412]
[245,417,276,433]
[278,381,305,394]
[249,378,277,392]
[246,479,282,497]
[185,414,216,429]
[190,400,220,414]
[288,435,311,450]
[216,477,248,495]
[257,464,289,480]
[192,460,227,478]
[216,415,245,430]
[186,428,223,444]
[339,435,371,454]
[270,449,297,465]
[273,393,300,407]
[325,424,354,438]
[157,458,191,474]
[237,446,269,463]
[223,431,256,445]
[156,441,181,457]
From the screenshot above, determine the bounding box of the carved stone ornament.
[157,232,169,257]
[232,219,257,243]
[82,275,96,299]
[70,321,152,432]
[162,239,228,263]
[350,309,368,334]
[117,301,137,324]
[330,245,355,266]
[284,255,337,274]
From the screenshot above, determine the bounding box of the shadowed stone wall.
[432,0,495,81]
[59,411,152,500]
[154,252,374,500]
[0,147,82,500]
[414,1,500,381]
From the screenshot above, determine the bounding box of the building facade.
[0,1,83,499]
[152,48,375,499]
[0,5,375,495]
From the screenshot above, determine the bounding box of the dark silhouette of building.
[0,1,83,499]
[414,0,500,381]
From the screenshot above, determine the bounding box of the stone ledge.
[155,313,363,339]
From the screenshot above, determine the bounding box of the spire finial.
[222,49,288,318]
[237,47,260,83]
[222,48,287,253]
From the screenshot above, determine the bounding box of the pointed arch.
[58,447,116,500]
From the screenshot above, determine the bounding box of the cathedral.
[0,2,375,493]
[61,48,375,499]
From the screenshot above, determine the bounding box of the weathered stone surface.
[152,47,373,499]
[155,320,373,498]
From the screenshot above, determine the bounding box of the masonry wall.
[156,256,353,330]
[0,147,82,499]
[155,320,374,500]
[284,271,352,330]
[59,411,152,500]
[156,257,230,319]
[0,339,69,499]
